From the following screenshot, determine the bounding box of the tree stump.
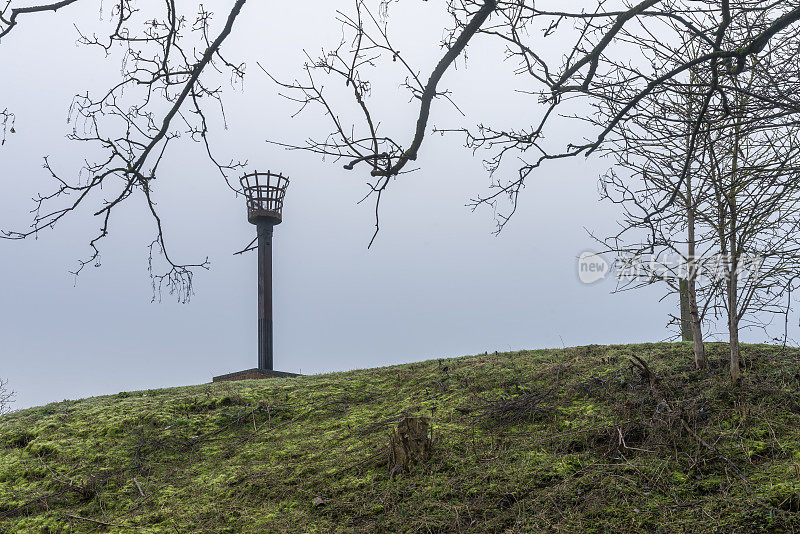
[389,417,432,475]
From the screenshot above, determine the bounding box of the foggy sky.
[1,0,785,410]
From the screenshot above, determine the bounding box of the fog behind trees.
[2,0,796,408]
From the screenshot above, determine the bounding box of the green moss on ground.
[3,343,800,532]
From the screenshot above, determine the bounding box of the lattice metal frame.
[240,171,289,225]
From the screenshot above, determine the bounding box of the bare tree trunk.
[679,279,693,341]
[688,279,708,369]
[685,158,708,369]
[727,125,742,386]
[728,110,742,386]
[728,277,741,385]
[728,236,741,384]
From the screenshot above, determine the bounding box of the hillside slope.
[3,344,800,532]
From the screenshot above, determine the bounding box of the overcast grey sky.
[1,0,790,409]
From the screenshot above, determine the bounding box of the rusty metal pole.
[213,170,297,382]
[257,222,274,371]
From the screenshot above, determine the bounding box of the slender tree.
[592,66,713,370]
[0,378,13,416]
[701,87,800,385]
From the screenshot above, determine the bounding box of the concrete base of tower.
[212,368,302,382]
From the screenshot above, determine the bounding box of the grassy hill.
[3,343,800,532]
